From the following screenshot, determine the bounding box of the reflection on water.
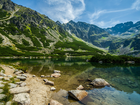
[0,58,140,105]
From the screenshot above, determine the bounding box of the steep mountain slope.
[61,20,111,48]
[0,0,105,56]
[105,21,140,37]
[109,34,140,56]
[61,20,140,56]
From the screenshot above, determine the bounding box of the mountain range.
[0,0,140,57]
[0,0,105,57]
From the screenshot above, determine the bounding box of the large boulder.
[68,90,88,101]
[10,87,30,94]
[51,73,61,78]
[50,99,63,105]
[91,78,110,87]
[13,93,30,105]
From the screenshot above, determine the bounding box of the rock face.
[10,87,30,94]
[13,93,30,105]
[91,78,110,87]
[51,73,61,78]
[76,85,84,90]
[50,99,63,105]
[68,90,88,101]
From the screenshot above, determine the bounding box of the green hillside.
[0,0,105,57]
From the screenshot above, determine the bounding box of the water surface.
[0,58,140,105]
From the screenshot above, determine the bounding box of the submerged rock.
[51,73,61,78]
[68,90,88,101]
[40,75,45,78]
[32,75,36,77]
[10,87,30,94]
[50,99,63,105]
[125,61,135,64]
[51,87,56,91]
[45,81,54,86]
[13,93,30,105]
[43,79,48,82]
[91,78,110,87]
[76,85,84,90]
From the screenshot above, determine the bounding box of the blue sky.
[11,0,140,28]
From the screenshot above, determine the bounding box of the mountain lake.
[0,57,140,105]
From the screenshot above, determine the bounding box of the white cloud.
[89,0,140,28]
[42,0,85,23]
[92,20,120,28]
[132,0,140,10]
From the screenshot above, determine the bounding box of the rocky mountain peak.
[0,0,16,11]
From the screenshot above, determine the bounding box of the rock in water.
[50,87,56,91]
[91,78,110,87]
[13,93,30,105]
[68,90,88,101]
[51,73,61,78]
[40,75,45,78]
[54,70,61,73]
[10,87,30,94]
[76,85,84,90]
[43,79,48,82]
[50,99,63,105]
[45,81,54,86]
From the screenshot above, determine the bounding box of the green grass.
[0,9,10,19]
[55,39,104,53]
[22,39,30,46]
[0,83,13,103]
[0,36,4,44]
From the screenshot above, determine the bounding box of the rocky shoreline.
[0,64,111,105]
[0,64,54,105]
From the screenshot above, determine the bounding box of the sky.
[11,0,140,28]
